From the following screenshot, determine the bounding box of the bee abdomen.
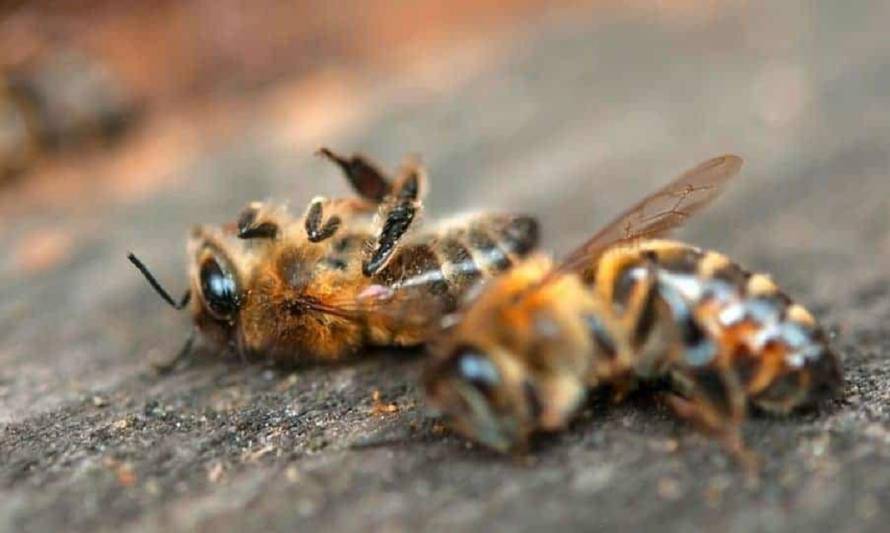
[437,214,539,300]
[438,237,483,295]
[469,215,538,268]
[497,215,539,256]
[371,214,539,317]
[709,276,842,412]
[595,241,842,411]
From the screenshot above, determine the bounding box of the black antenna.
[127,252,191,310]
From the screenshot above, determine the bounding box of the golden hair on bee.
[424,154,843,466]
[130,148,539,371]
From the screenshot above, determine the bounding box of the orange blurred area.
[3,0,601,103]
[0,2,541,213]
[0,0,729,220]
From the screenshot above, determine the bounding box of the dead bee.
[129,148,538,370]
[424,155,842,461]
[0,50,139,179]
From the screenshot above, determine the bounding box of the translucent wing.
[300,155,741,329]
[299,282,453,334]
[556,154,743,274]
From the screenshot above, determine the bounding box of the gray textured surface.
[2,2,889,531]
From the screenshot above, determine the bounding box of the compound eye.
[199,256,240,319]
[451,346,501,394]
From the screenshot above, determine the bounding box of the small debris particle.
[91,395,108,408]
[105,458,137,487]
[208,462,225,483]
[119,468,135,486]
[244,444,275,462]
[371,389,398,416]
[276,373,300,392]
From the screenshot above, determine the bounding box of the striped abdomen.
[373,214,539,311]
[589,240,843,414]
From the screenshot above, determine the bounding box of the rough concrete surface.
[1,2,889,531]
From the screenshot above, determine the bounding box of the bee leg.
[304,196,342,242]
[614,261,662,371]
[151,329,197,375]
[663,376,761,475]
[362,163,425,276]
[608,373,639,404]
[237,201,283,240]
[317,147,392,202]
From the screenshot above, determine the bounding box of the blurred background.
[1,1,889,531]
[1,0,887,276]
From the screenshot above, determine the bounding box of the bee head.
[422,256,591,452]
[424,343,540,452]
[129,222,251,352]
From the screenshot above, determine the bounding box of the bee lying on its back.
[424,155,843,460]
[130,148,538,369]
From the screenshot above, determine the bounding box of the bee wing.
[317,283,453,332]
[554,154,743,274]
[309,156,741,327]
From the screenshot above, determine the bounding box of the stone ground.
[1,1,889,531]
